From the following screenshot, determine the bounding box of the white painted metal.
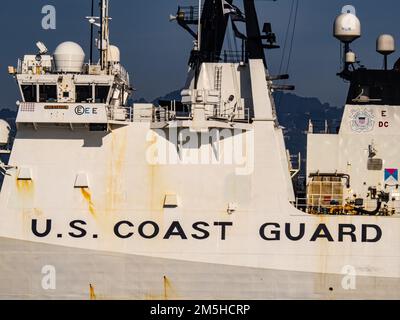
[1,1,400,300]
[345,51,356,64]
[0,120,10,146]
[308,104,400,214]
[377,34,395,55]
[334,12,361,43]
[53,42,85,73]
[109,45,120,63]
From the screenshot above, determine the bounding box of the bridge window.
[347,70,400,105]
[76,85,93,103]
[95,85,110,103]
[39,85,57,102]
[21,84,37,102]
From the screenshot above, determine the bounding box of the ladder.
[214,66,223,116]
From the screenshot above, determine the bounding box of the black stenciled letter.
[362,224,382,243]
[164,221,188,240]
[285,223,305,241]
[114,221,134,239]
[138,221,159,239]
[339,224,357,242]
[192,222,210,240]
[310,224,334,242]
[32,219,52,238]
[259,223,281,241]
[69,220,87,238]
[214,222,233,240]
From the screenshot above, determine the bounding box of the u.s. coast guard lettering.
[31,219,382,243]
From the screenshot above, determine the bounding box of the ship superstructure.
[7,0,131,134]
[0,1,399,300]
[306,7,400,217]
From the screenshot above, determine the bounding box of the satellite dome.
[109,45,120,63]
[53,41,85,73]
[333,13,361,43]
[345,51,356,64]
[377,34,395,55]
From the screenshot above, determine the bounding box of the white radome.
[53,41,85,73]
[377,34,396,55]
[109,45,121,63]
[334,13,361,43]
[345,51,356,64]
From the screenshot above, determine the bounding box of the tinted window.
[39,85,57,102]
[76,85,93,103]
[348,84,400,105]
[347,70,400,105]
[21,85,37,102]
[95,86,110,103]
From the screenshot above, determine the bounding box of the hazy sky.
[0,0,399,109]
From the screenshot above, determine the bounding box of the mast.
[199,0,231,62]
[89,0,94,64]
[197,0,202,50]
[243,0,266,66]
[99,0,110,71]
[99,0,103,68]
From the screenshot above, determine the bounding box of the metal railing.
[223,50,249,63]
[152,102,192,123]
[17,59,22,74]
[176,6,199,24]
[152,101,252,124]
[308,119,342,134]
[295,196,400,215]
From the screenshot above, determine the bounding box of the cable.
[278,0,296,76]
[277,0,299,108]
[284,0,299,75]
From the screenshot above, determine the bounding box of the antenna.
[90,0,94,64]
[333,5,361,79]
[100,0,112,70]
[86,0,103,65]
[36,41,48,55]
[86,0,111,70]
[197,0,202,50]
[100,0,104,69]
[377,34,396,70]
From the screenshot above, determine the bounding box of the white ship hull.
[3,7,400,296]
[0,235,399,300]
[1,92,400,299]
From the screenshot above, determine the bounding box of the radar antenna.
[333,5,361,80]
[86,0,112,70]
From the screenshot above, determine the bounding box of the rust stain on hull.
[80,188,96,217]
[16,180,34,195]
[16,180,35,212]
[89,284,97,300]
[106,128,127,215]
[144,276,178,300]
[163,275,177,300]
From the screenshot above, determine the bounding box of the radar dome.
[53,41,85,73]
[0,120,11,146]
[109,45,120,63]
[345,51,356,64]
[377,34,395,55]
[334,13,361,43]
